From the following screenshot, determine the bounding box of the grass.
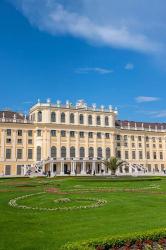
[1,176,166,249]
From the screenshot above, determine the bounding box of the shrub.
[61,228,166,250]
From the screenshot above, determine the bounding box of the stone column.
[57,130,61,159]
[82,161,86,175]
[60,162,64,175]
[1,129,5,161]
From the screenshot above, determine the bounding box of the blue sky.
[1,0,166,122]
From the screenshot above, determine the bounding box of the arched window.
[37,146,41,161]
[88,115,92,125]
[105,116,109,126]
[70,147,75,158]
[51,146,57,158]
[79,114,84,124]
[80,147,85,158]
[51,112,56,122]
[97,147,102,158]
[106,148,111,159]
[96,116,101,125]
[38,111,42,122]
[70,113,75,123]
[89,147,94,158]
[61,112,65,123]
[61,146,66,158]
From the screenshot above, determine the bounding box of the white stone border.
[8,192,107,211]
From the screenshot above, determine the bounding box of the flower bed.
[8,192,107,211]
[61,228,166,250]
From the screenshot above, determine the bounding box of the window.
[70,147,75,158]
[61,112,65,123]
[116,150,121,158]
[153,152,157,160]
[28,149,33,159]
[146,144,149,148]
[160,152,163,160]
[38,111,42,122]
[6,149,11,159]
[79,114,84,124]
[131,135,135,141]
[132,143,135,148]
[132,151,136,159]
[79,132,84,138]
[105,133,110,139]
[139,143,142,148]
[96,116,101,125]
[80,147,85,158]
[70,113,75,123]
[88,115,92,125]
[5,165,11,175]
[139,151,143,159]
[153,144,156,148]
[37,146,41,161]
[70,131,75,137]
[124,142,128,147]
[152,137,156,142]
[155,164,159,172]
[51,112,56,122]
[28,139,32,144]
[61,146,66,158]
[147,152,150,159]
[161,164,164,171]
[88,132,93,138]
[51,130,56,137]
[17,130,22,136]
[106,148,111,159]
[17,165,22,175]
[51,146,57,158]
[89,147,94,158]
[17,149,22,159]
[97,132,101,139]
[159,137,162,143]
[37,130,41,137]
[125,151,129,159]
[148,164,151,172]
[138,136,142,141]
[124,135,128,141]
[61,130,66,137]
[146,136,149,142]
[6,138,11,144]
[117,142,121,147]
[28,130,32,137]
[6,129,11,136]
[116,135,121,140]
[17,139,22,144]
[97,147,102,158]
[159,144,162,148]
[105,116,109,126]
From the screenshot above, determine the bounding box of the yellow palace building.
[0,99,166,177]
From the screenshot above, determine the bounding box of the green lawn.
[1,176,166,250]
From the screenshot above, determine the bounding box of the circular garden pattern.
[8,192,108,211]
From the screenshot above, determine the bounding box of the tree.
[101,157,126,176]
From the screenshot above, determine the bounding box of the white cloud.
[148,110,166,118]
[135,96,160,103]
[7,0,164,54]
[76,67,113,74]
[125,63,134,70]
[138,110,166,118]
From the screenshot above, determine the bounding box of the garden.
[1,176,166,249]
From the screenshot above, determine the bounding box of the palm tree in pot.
[101,157,126,176]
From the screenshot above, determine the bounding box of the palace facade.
[0,99,166,177]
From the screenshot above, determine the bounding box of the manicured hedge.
[61,228,166,250]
